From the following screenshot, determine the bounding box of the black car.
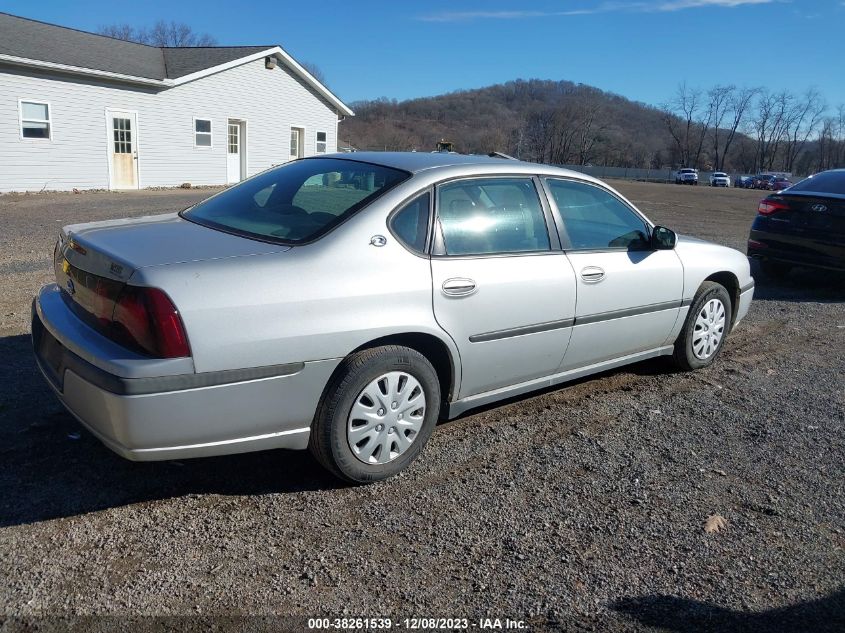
[748,169,845,276]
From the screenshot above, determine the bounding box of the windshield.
[789,171,845,194]
[183,158,410,244]
[681,169,695,173]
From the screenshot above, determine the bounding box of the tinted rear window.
[183,158,410,243]
[788,171,845,195]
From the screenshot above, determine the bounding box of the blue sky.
[4,0,844,109]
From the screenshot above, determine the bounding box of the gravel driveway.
[0,182,843,631]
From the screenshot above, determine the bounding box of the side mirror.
[651,225,677,250]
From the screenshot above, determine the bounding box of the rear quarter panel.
[130,188,457,375]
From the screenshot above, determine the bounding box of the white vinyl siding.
[0,58,340,192]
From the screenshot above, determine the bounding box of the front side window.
[437,178,550,256]
[316,131,327,154]
[21,101,51,139]
[195,118,212,147]
[183,158,410,244]
[546,179,650,250]
[390,192,430,254]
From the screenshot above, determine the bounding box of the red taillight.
[758,199,789,216]
[112,286,191,358]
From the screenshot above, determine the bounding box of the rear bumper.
[32,285,340,461]
[748,226,845,272]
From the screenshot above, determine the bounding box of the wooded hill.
[339,79,843,175]
[341,79,673,168]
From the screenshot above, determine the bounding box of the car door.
[542,177,684,370]
[430,176,577,398]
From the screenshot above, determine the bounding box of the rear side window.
[390,193,430,254]
[437,178,550,256]
[183,158,409,243]
[546,179,650,250]
[789,171,845,195]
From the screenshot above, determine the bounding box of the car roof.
[317,151,554,174]
[312,151,601,182]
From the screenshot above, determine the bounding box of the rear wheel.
[309,345,441,483]
[673,282,732,371]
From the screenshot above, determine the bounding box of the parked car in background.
[770,176,793,191]
[735,176,753,189]
[753,174,776,190]
[32,153,754,483]
[709,172,731,187]
[748,169,845,277]
[675,168,699,185]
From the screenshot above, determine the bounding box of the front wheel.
[309,345,441,483]
[673,282,732,371]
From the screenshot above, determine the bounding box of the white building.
[0,12,354,192]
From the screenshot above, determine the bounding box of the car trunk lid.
[768,192,845,235]
[54,212,291,353]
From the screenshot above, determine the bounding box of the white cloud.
[655,0,775,10]
[417,0,781,22]
[417,9,598,22]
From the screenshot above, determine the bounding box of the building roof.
[0,12,168,79]
[0,12,353,115]
[162,46,272,79]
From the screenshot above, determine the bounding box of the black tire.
[672,281,733,371]
[309,345,441,483]
[758,259,792,279]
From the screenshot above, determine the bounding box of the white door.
[542,177,684,369]
[108,110,138,189]
[227,121,243,184]
[431,177,577,398]
[290,127,304,160]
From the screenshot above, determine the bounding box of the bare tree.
[300,61,328,86]
[97,23,138,41]
[707,85,733,171]
[782,88,826,172]
[97,20,217,46]
[751,90,791,171]
[661,82,710,168]
[720,87,758,171]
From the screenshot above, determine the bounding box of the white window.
[194,118,212,147]
[20,100,51,139]
[316,131,327,154]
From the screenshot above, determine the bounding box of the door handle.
[442,278,477,297]
[580,266,605,283]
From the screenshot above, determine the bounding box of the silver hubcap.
[692,298,726,360]
[347,371,426,465]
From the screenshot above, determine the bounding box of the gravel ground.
[0,182,843,631]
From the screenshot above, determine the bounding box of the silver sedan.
[32,153,754,482]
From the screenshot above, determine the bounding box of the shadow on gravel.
[0,334,343,528]
[752,266,845,304]
[611,586,845,632]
